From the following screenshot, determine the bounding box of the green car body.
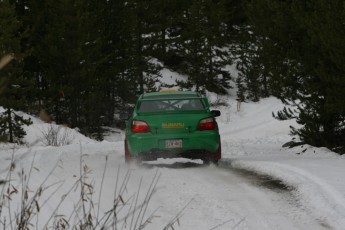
[123,91,221,164]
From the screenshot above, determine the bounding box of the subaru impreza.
[123,91,221,164]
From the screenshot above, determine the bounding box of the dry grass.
[0,147,167,230]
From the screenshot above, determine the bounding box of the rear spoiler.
[140,97,203,101]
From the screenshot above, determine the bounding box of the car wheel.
[124,140,132,163]
[212,160,219,166]
[202,158,210,165]
[125,140,142,164]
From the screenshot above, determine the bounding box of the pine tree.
[0,0,32,143]
[147,0,187,64]
[237,32,276,101]
[27,0,94,126]
[102,0,140,103]
[175,0,232,94]
[242,0,345,153]
[126,0,162,94]
[235,73,246,103]
[14,0,47,114]
[289,0,345,152]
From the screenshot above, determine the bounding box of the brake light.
[131,120,150,133]
[197,117,216,130]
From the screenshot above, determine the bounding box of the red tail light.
[197,117,216,130]
[131,120,150,133]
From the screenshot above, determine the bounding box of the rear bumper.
[127,131,221,161]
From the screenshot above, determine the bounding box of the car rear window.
[138,99,205,112]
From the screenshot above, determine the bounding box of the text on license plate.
[165,139,182,148]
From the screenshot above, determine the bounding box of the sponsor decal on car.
[162,122,185,128]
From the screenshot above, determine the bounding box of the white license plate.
[165,139,182,148]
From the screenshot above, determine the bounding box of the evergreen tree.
[235,72,246,103]
[147,0,187,64]
[126,0,162,95]
[14,0,47,114]
[20,0,164,138]
[175,0,232,94]
[235,34,274,101]
[243,0,345,153]
[27,0,95,127]
[0,0,32,143]
[102,0,140,103]
[289,0,345,152]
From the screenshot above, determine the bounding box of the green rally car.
[123,90,221,164]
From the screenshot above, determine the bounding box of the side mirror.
[211,110,221,117]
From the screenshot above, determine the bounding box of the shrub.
[40,124,74,146]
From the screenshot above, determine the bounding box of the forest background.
[0,0,344,154]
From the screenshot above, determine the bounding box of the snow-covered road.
[0,140,335,230]
[1,97,345,229]
[143,159,330,230]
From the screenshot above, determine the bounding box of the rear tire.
[203,158,210,165]
[124,140,131,163]
[125,140,142,164]
[203,158,218,166]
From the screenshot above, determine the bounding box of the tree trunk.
[7,108,13,143]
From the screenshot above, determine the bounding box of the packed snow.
[1,75,345,229]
